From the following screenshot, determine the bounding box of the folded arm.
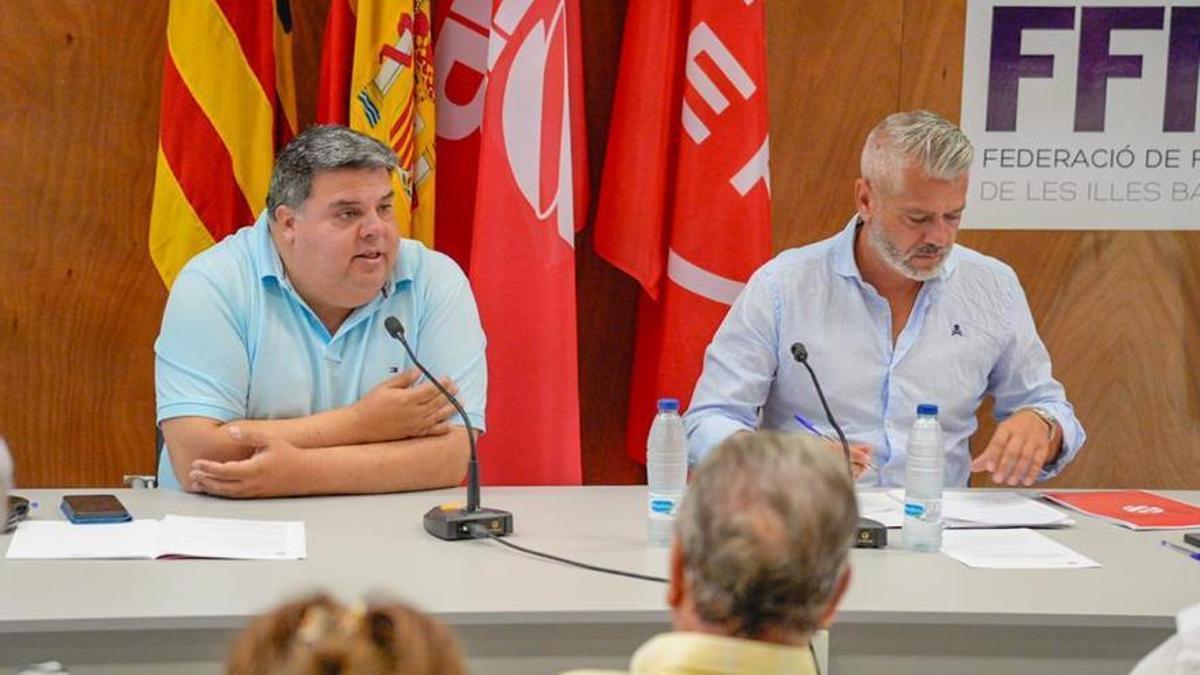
[179,421,470,498]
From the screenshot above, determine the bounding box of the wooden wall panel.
[767,0,905,250]
[0,2,168,487]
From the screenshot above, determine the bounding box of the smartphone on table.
[60,494,132,524]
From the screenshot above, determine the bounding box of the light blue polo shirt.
[154,213,487,488]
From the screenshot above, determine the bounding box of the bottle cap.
[916,403,938,416]
[657,398,680,412]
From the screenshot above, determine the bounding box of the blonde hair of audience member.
[226,593,466,675]
[671,432,859,644]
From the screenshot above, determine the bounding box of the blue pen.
[793,413,823,437]
[792,414,842,444]
[1161,540,1200,561]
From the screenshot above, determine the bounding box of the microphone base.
[854,517,888,548]
[423,505,514,541]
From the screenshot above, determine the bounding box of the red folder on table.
[1043,491,1200,530]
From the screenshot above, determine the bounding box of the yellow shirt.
[563,631,819,675]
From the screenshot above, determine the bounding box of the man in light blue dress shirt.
[155,126,485,497]
[685,111,1084,488]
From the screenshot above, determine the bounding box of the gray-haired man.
[685,110,1084,489]
[155,125,485,497]
[567,431,857,674]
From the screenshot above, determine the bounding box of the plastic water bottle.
[903,403,944,552]
[646,398,687,547]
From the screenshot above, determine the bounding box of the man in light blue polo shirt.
[155,125,485,497]
[685,111,1085,488]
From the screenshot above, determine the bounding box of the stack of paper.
[940,528,1101,569]
[5,515,306,560]
[856,490,1072,529]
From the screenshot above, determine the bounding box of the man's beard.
[866,221,947,282]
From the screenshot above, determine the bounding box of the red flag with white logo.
[432,0,490,272]
[594,0,773,463]
[469,0,587,484]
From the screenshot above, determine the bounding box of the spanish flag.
[317,0,436,247]
[149,0,297,287]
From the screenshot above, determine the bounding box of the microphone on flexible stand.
[791,342,888,548]
[384,316,513,540]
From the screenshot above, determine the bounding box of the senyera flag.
[317,0,437,247]
[594,0,773,463]
[149,0,297,287]
[469,0,588,485]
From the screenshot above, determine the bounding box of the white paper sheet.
[5,515,305,560]
[940,528,1100,569]
[881,490,1072,529]
[856,491,904,527]
[158,515,306,560]
[5,520,160,559]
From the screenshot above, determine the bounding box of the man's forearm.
[295,427,471,495]
[225,406,364,449]
[164,406,384,486]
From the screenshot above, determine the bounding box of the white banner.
[961,1,1200,229]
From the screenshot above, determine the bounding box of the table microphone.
[790,342,888,548]
[384,316,513,540]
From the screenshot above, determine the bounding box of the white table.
[1,487,1197,674]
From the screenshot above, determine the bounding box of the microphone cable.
[468,523,667,584]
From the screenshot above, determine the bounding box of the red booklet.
[1043,491,1200,530]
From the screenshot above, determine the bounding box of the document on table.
[859,490,1073,529]
[5,515,306,560]
[857,491,904,527]
[940,528,1100,569]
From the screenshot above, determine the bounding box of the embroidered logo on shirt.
[951,323,963,337]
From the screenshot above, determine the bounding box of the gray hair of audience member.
[675,432,859,640]
[266,125,398,223]
[860,110,973,193]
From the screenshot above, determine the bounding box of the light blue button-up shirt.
[684,217,1084,487]
[154,213,487,488]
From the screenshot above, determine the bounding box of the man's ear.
[667,538,686,610]
[818,565,852,629]
[272,205,298,243]
[853,178,875,222]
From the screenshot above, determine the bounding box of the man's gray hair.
[675,432,858,640]
[266,125,398,222]
[860,110,973,192]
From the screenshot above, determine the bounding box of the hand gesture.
[352,369,458,443]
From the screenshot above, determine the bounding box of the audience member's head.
[669,431,859,645]
[226,593,466,675]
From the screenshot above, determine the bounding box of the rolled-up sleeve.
[155,269,250,425]
[683,266,780,465]
[988,274,1086,481]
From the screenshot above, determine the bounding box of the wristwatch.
[1020,406,1058,442]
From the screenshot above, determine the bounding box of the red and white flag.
[431,0,490,272]
[468,0,588,484]
[594,0,773,463]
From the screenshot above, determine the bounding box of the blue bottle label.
[904,502,926,518]
[649,499,676,515]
